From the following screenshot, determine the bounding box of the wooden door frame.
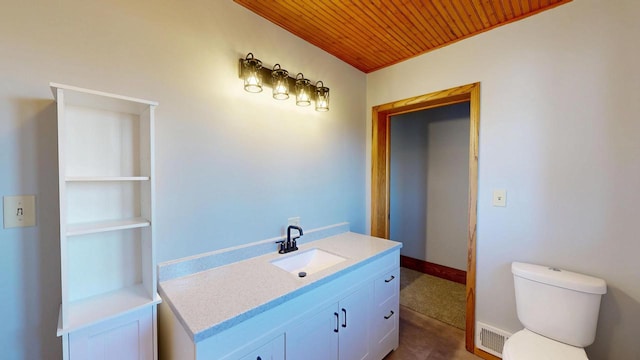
[371,82,480,354]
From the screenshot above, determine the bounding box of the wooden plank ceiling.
[234,0,571,73]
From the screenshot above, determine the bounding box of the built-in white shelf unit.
[52,83,160,360]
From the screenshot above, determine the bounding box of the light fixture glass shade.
[271,64,289,100]
[295,73,311,107]
[242,53,263,93]
[315,81,329,112]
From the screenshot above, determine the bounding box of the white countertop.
[158,231,401,342]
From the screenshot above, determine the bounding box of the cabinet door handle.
[256,357,261,360]
[384,310,395,319]
[342,308,347,328]
[385,275,395,283]
[334,312,339,333]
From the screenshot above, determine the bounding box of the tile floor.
[383,305,482,360]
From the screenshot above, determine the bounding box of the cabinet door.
[338,284,373,360]
[286,303,339,360]
[68,306,153,360]
[238,334,284,360]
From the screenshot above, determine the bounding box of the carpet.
[399,267,466,330]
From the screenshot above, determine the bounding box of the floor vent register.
[476,322,512,358]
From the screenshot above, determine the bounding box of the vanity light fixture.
[271,64,289,100]
[242,53,263,93]
[239,53,329,111]
[295,73,311,107]
[315,81,329,112]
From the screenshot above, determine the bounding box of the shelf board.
[67,217,150,236]
[66,176,150,182]
[57,284,161,336]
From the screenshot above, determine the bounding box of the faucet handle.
[275,240,286,253]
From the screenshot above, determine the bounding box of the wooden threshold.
[401,255,467,285]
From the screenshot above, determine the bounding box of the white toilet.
[502,262,607,360]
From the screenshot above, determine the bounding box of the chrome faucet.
[276,225,303,254]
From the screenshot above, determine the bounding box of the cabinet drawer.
[238,334,284,360]
[375,268,399,305]
[372,294,399,358]
[375,295,398,335]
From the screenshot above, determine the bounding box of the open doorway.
[371,82,480,353]
[390,103,470,331]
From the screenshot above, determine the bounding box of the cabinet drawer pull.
[384,275,395,283]
[342,308,347,328]
[257,357,261,360]
[334,312,339,333]
[384,310,395,320]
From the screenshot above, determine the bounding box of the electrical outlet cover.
[287,217,301,227]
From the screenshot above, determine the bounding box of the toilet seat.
[502,329,588,360]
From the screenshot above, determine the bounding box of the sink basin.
[271,248,346,275]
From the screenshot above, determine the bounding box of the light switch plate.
[492,190,507,207]
[3,195,36,228]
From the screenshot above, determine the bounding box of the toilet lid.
[502,329,588,360]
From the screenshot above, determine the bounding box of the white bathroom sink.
[271,248,346,276]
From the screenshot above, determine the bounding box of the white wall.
[390,104,469,271]
[367,1,640,359]
[0,1,366,359]
[425,105,469,271]
[390,113,429,259]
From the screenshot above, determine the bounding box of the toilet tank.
[512,262,606,347]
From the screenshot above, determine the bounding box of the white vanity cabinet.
[159,247,400,360]
[52,83,161,360]
[286,283,372,360]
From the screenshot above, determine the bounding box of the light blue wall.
[0,1,366,359]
